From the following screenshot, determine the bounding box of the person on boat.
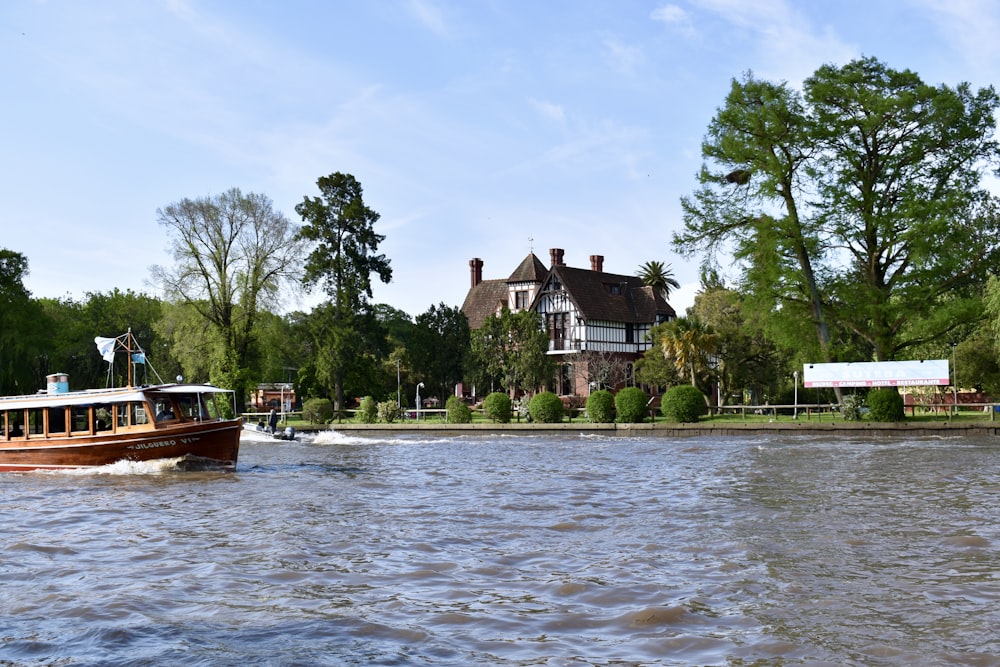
[155,401,175,421]
[268,408,278,434]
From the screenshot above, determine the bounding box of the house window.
[548,312,567,350]
[515,290,529,309]
[560,364,572,395]
[608,283,622,295]
[625,323,635,343]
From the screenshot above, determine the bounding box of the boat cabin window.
[71,406,91,434]
[153,398,176,422]
[117,402,148,428]
[174,393,212,420]
[48,407,68,436]
[95,405,112,431]
[27,408,44,436]
[129,402,149,426]
[175,394,195,419]
[3,410,25,438]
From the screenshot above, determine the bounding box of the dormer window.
[607,283,622,296]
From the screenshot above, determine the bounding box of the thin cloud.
[529,97,566,123]
[650,4,694,36]
[405,0,449,36]
[687,0,856,83]
[603,36,645,75]
[916,0,1000,81]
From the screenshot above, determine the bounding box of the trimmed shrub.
[615,387,648,423]
[356,396,377,423]
[867,388,904,422]
[840,393,864,421]
[446,395,472,423]
[586,389,615,423]
[528,391,564,423]
[303,397,334,425]
[483,392,512,423]
[661,385,707,423]
[376,400,398,423]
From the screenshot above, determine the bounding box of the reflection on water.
[2,432,999,665]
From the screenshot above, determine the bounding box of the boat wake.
[52,456,226,476]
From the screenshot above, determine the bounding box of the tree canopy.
[0,249,46,393]
[636,260,680,300]
[409,303,470,402]
[677,57,1000,362]
[469,307,553,396]
[296,172,392,411]
[151,188,303,410]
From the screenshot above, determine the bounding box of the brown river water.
[2,431,999,666]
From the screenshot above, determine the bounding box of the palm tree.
[658,316,718,390]
[637,260,681,300]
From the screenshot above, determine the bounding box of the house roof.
[508,252,548,283]
[539,265,676,323]
[462,252,548,329]
[461,251,677,329]
[460,278,508,329]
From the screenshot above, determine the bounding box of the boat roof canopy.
[0,383,233,411]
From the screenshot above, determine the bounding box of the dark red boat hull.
[0,419,242,472]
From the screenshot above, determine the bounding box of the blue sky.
[4,1,999,318]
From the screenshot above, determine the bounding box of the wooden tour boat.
[0,330,241,472]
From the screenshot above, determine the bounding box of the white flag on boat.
[94,336,117,363]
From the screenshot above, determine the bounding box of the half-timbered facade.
[461,248,676,396]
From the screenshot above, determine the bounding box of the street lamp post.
[416,382,424,421]
[952,342,958,417]
[793,370,799,420]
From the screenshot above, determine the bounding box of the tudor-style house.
[461,248,676,396]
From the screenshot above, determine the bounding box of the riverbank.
[299,420,1000,437]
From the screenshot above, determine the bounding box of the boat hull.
[0,419,242,472]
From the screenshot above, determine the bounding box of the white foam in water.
[52,457,192,476]
[240,428,278,443]
[312,430,370,445]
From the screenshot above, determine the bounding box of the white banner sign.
[803,360,950,388]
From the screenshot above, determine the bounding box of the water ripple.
[2,434,999,665]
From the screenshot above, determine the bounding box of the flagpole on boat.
[125,328,134,388]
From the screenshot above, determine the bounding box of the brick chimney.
[470,258,483,288]
[589,255,604,272]
[549,248,565,267]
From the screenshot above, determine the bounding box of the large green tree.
[46,289,168,389]
[155,299,225,387]
[678,57,1000,362]
[656,316,718,395]
[635,332,683,392]
[409,303,470,403]
[302,301,388,411]
[0,250,47,393]
[296,172,392,411]
[688,285,781,405]
[469,307,553,397]
[372,304,416,407]
[152,188,303,411]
